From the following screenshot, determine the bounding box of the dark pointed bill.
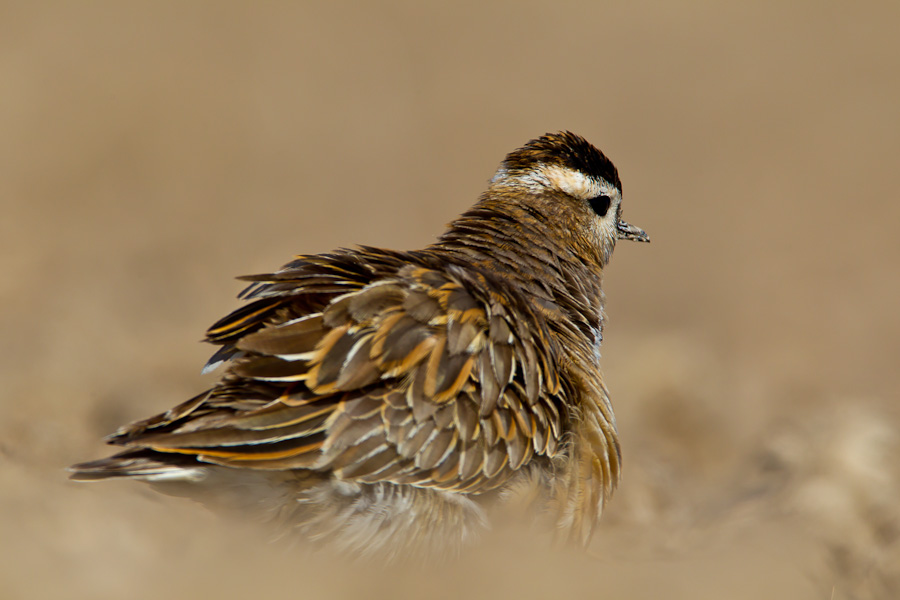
[616,220,650,243]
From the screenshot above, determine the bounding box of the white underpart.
[591,325,603,364]
[296,479,488,559]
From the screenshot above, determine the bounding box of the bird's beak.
[617,220,650,243]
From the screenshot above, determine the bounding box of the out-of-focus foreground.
[2,3,898,599]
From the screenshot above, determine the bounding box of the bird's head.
[489,131,649,266]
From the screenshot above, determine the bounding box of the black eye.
[588,195,611,217]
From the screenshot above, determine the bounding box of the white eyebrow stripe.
[538,164,602,199]
[496,163,610,200]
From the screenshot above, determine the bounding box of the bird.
[69,131,649,560]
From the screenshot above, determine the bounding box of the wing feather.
[105,253,571,494]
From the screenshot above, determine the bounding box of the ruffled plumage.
[70,131,648,558]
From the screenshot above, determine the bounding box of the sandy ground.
[2,2,899,598]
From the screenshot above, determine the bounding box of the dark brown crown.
[501,131,621,192]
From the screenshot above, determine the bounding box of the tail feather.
[68,450,208,482]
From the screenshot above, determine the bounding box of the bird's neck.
[431,194,607,344]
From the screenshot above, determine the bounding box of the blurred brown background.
[2,2,899,598]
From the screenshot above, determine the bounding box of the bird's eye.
[588,195,611,217]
